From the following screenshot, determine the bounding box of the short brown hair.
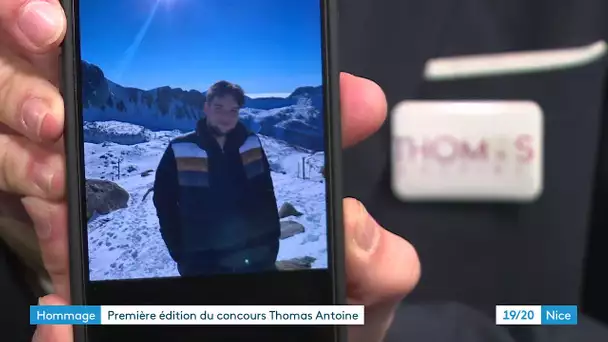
[206,80,245,107]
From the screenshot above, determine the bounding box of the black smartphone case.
[60,0,87,341]
[61,1,345,341]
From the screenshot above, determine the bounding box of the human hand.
[339,73,421,342]
[0,0,68,300]
[0,1,421,340]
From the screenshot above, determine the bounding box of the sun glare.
[157,0,179,9]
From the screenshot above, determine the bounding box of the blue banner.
[540,305,578,325]
[31,305,102,325]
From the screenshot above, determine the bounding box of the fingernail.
[22,98,50,140]
[32,327,41,342]
[22,197,53,239]
[34,212,52,240]
[33,164,55,195]
[32,298,46,342]
[18,1,63,48]
[354,202,378,252]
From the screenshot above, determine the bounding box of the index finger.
[0,0,66,54]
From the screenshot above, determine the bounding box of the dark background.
[339,0,608,325]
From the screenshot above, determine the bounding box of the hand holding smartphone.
[61,0,344,341]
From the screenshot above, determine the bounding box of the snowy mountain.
[85,122,327,281]
[81,61,325,151]
[83,121,153,145]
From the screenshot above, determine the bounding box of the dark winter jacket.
[152,118,281,276]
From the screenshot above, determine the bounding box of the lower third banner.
[30,305,365,325]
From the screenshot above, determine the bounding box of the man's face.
[204,95,240,135]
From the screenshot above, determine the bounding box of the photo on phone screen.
[78,0,329,282]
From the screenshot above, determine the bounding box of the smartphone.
[61,0,344,341]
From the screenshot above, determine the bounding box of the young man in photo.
[153,81,281,276]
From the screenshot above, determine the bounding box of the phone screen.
[68,0,342,340]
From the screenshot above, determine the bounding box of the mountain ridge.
[81,60,325,151]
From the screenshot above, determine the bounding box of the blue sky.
[79,0,323,95]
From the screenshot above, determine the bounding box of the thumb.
[344,198,420,342]
[0,0,66,53]
[32,295,73,342]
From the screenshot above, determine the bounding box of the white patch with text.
[391,101,543,202]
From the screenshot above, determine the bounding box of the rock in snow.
[85,179,130,218]
[276,256,317,270]
[278,202,304,219]
[280,221,306,239]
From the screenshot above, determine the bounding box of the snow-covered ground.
[85,121,327,281]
